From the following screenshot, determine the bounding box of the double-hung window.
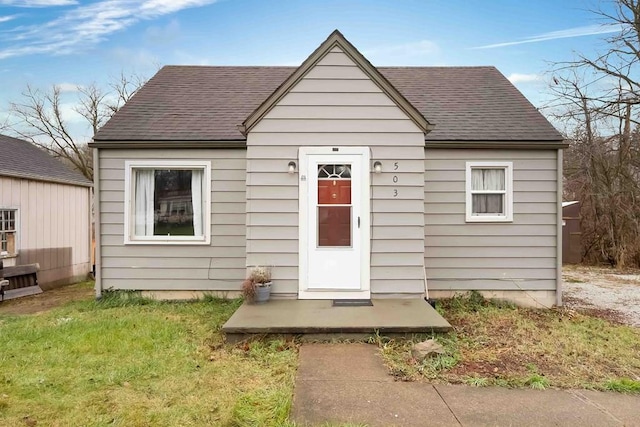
[0,209,17,257]
[465,162,513,222]
[125,161,211,244]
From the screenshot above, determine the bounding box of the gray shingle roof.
[94,65,562,143]
[0,134,92,187]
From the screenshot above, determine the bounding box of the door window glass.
[317,164,352,247]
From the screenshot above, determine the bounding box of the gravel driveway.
[563,265,640,327]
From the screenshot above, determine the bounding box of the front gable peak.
[240,30,433,135]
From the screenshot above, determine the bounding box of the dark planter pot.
[254,282,272,304]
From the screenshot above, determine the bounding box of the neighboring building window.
[0,209,17,256]
[465,162,513,222]
[125,161,211,244]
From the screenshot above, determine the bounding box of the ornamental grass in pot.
[241,265,272,304]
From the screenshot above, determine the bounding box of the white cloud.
[0,0,77,6]
[473,24,623,49]
[55,82,80,92]
[364,40,439,57]
[139,0,216,16]
[0,0,218,59]
[507,73,541,84]
[0,15,18,23]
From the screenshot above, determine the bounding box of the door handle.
[358,216,360,228]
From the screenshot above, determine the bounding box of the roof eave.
[425,139,568,149]
[89,139,247,149]
[0,171,92,188]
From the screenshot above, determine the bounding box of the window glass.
[0,209,17,254]
[132,168,204,239]
[471,168,506,215]
[317,164,352,247]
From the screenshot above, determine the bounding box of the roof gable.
[240,30,433,135]
[0,134,92,187]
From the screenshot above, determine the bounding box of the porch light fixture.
[373,161,382,174]
[288,161,297,174]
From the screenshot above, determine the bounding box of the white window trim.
[465,161,513,223]
[0,207,19,258]
[124,160,211,245]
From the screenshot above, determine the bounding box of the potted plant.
[241,265,272,304]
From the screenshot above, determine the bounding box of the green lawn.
[0,286,297,427]
[378,292,640,391]
[2,285,639,426]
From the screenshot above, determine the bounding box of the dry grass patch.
[0,291,298,426]
[379,292,640,391]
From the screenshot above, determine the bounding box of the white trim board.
[124,160,212,245]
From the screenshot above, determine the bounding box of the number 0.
[392,175,398,183]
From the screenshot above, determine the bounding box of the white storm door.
[299,147,370,299]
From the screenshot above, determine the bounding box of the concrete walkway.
[290,343,640,426]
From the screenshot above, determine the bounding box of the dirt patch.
[0,281,94,315]
[563,265,640,327]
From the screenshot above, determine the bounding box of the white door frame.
[298,146,371,299]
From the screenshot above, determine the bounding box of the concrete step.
[223,298,451,342]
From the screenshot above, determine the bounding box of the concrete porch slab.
[222,299,451,341]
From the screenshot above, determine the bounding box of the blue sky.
[0,0,619,141]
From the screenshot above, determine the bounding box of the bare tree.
[548,0,640,267]
[4,72,147,181]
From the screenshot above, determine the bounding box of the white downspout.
[93,147,102,299]
[556,148,563,307]
[423,262,430,301]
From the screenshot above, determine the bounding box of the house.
[0,134,92,288]
[90,31,566,308]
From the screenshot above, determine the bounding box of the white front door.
[299,147,370,299]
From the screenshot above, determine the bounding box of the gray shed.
[0,134,92,289]
[91,30,566,308]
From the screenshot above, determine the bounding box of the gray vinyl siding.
[247,45,426,296]
[98,148,246,291]
[424,148,558,291]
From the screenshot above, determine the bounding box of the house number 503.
[393,162,399,197]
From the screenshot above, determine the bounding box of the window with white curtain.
[124,161,211,244]
[465,162,513,222]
